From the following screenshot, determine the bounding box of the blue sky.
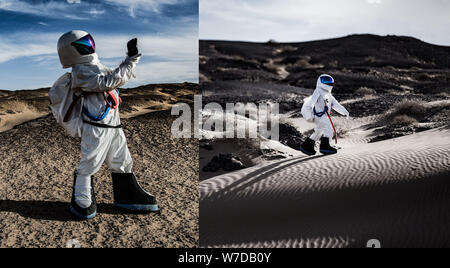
[0,0,198,90]
[201,0,450,46]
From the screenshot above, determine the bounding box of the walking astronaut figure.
[300,74,350,156]
[54,30,158,220]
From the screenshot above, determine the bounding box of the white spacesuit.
[57,30,158,220]
[300,74,349,155]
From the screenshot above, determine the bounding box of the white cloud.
[0,0,88,20]
[367,0,381,4]
[0,33,57,63]
[0,0,198,89]
[105,0,179,18]
[94,33,198,61]
[87,9,106,15]
[0,0,12,9]
[0,31,198,86]
[0,44,54,63]
[2,32,199,65]
[0,0,183,20]
[95,33,199,84]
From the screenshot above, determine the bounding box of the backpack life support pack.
[301,96,315,122]
[49,72,84,138]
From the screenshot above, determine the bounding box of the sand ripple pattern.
[200,129,450,248]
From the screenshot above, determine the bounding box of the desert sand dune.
[0,109,47,132]
[200,129,450,248]
[0,100,48,132]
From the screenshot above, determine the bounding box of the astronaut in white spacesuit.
[300,74,350,156]
[57,30,158,220]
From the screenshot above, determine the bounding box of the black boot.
[70,172,97,220]
[320,137,338,155]
[112,173,159,212]
[300,138,317,156]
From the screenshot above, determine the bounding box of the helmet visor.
[71,34,96,55]
[320,76,334,86]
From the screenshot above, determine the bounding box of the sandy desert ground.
[0,83,199,248]
[199,35,450,248]
[200,127,450,248]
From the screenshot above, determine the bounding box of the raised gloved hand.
[127,38,139,57]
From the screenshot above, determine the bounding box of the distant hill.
[200,34,450,94]
[0,83,198,132]
[0,83,198,114]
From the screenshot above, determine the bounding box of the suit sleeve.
[73,54,141,93]
[331,95,350,116]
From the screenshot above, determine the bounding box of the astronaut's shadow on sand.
[212,155,327,201]
[0,200,156,221]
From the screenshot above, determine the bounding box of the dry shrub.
[389,99,427,119]
[381,99,427,127]
[390,115,418,126]
[355,87,376,96]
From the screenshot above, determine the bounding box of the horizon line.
[200,33,450,47]
[0,81,199,92]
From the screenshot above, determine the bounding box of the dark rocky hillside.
[200,35,450,94]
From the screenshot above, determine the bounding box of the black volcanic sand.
[0,111,198,248]
[201,35,450,94]
[200,35,450,149]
